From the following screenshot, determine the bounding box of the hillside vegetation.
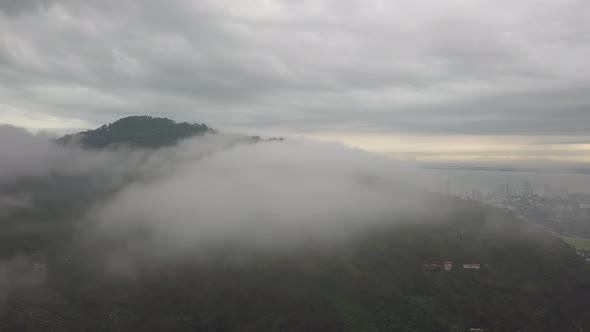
[57,116,214,149]
[1,195,589,332]
[1,118,589,331]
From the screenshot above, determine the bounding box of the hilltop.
[56,116,215,149]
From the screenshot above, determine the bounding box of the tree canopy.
[1,194,589,331]
[57,116,214,149]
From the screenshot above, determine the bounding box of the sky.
[1,0,590,163]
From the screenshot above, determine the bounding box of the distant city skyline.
[427,169,590,196]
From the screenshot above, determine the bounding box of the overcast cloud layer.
[1,0,590,160]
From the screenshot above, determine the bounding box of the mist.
[2,125,588,331]
[0,256,45,304]
[87,138,436,264]
[0,125,435,268]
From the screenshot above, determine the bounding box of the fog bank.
[0,125,436,269]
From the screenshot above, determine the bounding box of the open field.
[561,237,590,249]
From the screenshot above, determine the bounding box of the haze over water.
[425,169,590,196]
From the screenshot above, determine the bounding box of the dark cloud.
[0,0,54,16]
[0,0,589,137]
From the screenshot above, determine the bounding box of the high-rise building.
[504,183,512,197]
[521,181,533,198]
[471,190,482,201]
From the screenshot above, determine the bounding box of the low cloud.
[0,126,436,273]
[87,138,427,261]
[0,255,45,304]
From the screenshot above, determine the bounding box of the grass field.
[561,236,590,249]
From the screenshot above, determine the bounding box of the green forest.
[56,116,214,149]
[2,193,589,331]
[1,117,589,332]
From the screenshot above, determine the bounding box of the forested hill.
[56,116,214,149]
[2,194,590,331]
[2,118,589,331]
